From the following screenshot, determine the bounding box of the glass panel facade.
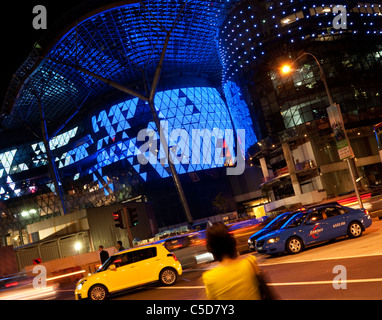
[0,86,236,202]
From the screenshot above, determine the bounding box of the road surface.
[47,219,382,300]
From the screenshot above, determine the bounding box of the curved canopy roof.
[1,0,237,132]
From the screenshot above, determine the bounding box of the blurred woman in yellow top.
[202,222,261,300]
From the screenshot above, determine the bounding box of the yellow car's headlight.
[76,280,87,290]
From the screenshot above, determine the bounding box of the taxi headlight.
[76,280,87,290]
[267,237,280,244]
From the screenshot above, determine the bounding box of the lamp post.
[281,52,363,209]
[281,52,334,105]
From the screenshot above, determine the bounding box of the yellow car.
[75,244,182,300]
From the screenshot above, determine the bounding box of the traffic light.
[112,210,125,229]
[128,208,139,227]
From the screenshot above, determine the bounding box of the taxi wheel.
[286,237,304,254]
[348,221,363,238]
[159,268,177,286]
[88,284,108,300]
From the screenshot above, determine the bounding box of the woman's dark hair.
[206,222,237,261]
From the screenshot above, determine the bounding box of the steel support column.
[41,1,194,224]
[35,93,68,215]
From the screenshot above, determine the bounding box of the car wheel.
[286,237,304,254]
[348,221,363,238]
[159,268,177,286]
[88,284,108,300]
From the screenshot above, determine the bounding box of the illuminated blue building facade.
[4,0,381,241]
[0,82,239,201]
[0,0,262,237]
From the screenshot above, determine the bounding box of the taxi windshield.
[96,255,119,272]
[264,212,293,229]
[281,211,310,229]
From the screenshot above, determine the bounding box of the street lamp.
[280,52,334,105]
[280,52,363,209]
[74,242,82,254]
[281,64,292,75]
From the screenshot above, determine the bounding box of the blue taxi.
[255,204,372,255]
[248,210,298,251]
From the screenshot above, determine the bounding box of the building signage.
[326,104,354,160]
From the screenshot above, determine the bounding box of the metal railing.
[262,160,317,183]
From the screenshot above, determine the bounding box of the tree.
[212,192,227,215]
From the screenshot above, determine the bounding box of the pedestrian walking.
[202,222,262,300]
[98,245,109,265]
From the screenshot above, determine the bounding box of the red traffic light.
[112,210,125,229]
